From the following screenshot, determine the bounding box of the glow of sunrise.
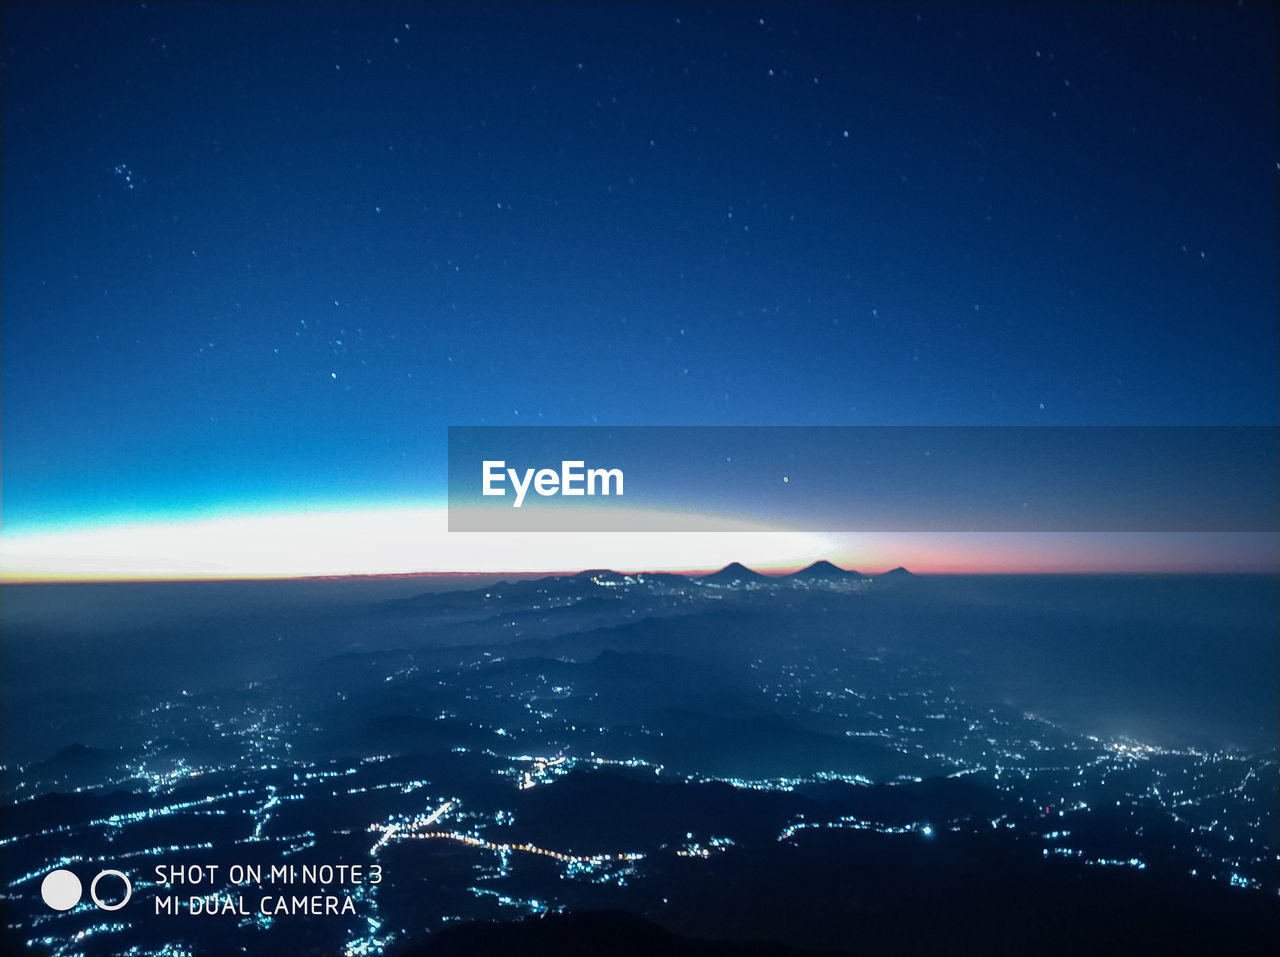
[0,504,848,582]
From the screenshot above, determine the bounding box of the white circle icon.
[41,870,82,911]
[90,869,132,911]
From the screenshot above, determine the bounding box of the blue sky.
[2,2,1275,574]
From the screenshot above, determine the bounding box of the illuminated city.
[2,568,1275,955]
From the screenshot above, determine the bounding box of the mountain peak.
[700,562,768,583]
[791,560,858,580]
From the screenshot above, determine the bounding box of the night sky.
[2,2,1276,576]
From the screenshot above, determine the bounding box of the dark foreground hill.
[399,909,855,957]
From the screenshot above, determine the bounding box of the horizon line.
[5,563,1278,586]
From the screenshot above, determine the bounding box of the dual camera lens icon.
[41,869,132,911]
